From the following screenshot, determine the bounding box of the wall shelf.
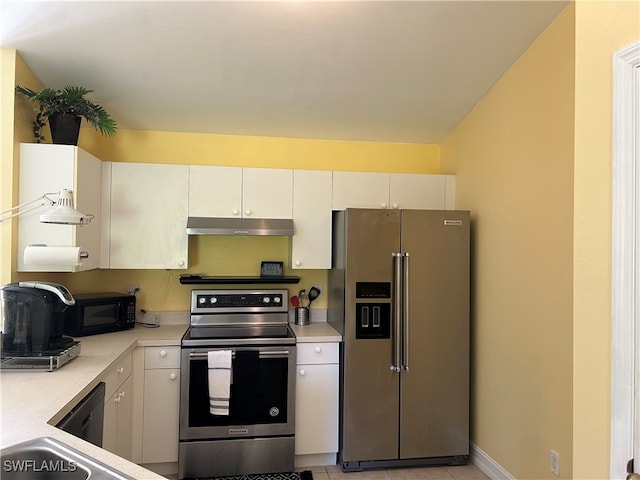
[179,275,300,285]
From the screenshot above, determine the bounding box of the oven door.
[180,345,296,441]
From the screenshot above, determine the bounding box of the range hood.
[186,217,294,236]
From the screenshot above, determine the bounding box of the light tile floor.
[165,463,490,480]
[299,464,489,480]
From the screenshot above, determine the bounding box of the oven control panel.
[191,289,288,313]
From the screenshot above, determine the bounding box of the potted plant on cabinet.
[15,85,117,145]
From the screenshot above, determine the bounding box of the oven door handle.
[189,350,291,359]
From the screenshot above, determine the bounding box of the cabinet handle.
[169,373,177,381]
[117,367,124,374]
[232,209,240,216]
[392,203,399,209]
[381,202,388,209]
[299,369,306,376]
[295,260,301,267]
[178,260,185,267]
[119,391,125,399]
[315,346,322,353]
[114,396,121,404]
[245,209,252,216]
[160,350,167,357]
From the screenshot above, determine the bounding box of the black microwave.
[64,292,136,337]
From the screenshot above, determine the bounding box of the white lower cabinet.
[295,342,339,458]
[103,353,133,460]
[141,347,181,464]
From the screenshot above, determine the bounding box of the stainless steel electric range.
[178,289,296,480]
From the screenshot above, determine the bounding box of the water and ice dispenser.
[354,282,391,339]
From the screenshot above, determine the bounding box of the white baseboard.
[470,442,515,480]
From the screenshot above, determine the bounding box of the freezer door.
[341,209,401,463]
[399,210,470,459]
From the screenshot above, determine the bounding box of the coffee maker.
[1,281,81,370]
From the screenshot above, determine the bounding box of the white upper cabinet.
[189,165,242,218]
[242,168,293,219]
[332,171,389,210]
[291,170,332,269]
[389,173,446,209]
[332,171,452,211]
[189,166,293,219]
[109,162,189,269]
[17,144,102,272]
[445,175,456,210]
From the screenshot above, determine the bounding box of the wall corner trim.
[611,39,640,480]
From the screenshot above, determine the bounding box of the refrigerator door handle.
[391,252,403,372]
[402,252,410,372]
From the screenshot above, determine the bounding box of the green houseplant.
[15,85,117,145]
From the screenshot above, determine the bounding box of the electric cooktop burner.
[183,289,295,347]
[182,325,295,347]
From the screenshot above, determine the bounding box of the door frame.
[611,39,640,480]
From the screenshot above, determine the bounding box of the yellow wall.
[443,1,640,478]
[0,50,47,285]
[572,1,640,478]
[441,5,575,479]
[80,127,440,172]
[0,49,16,285]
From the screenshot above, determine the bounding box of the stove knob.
[210,297,217,304]
[198,297,206,304]
[263,297,270,304]
[273,297,281,304]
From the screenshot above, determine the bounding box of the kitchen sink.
[0,437,135,480]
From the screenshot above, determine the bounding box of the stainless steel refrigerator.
[328,208,470,471]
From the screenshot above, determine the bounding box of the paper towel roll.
[23,246,82,267]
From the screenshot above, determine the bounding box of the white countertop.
[289,322,342,342]
[0,324,187,480]
[0,320,340,479]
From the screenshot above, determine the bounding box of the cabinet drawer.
[104,353,132,400]
[145,346,180,369]
[297,342,339,365]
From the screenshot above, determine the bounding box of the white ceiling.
[1,1,568,144]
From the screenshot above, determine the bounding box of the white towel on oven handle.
[208,350,232,416]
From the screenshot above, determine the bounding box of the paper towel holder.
[26,244,90,259]
[0,189,94,226]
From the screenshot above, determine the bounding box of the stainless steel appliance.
[329,209,470,471]
[63,292,136,337]
[57,382,105,447]
[0,281,81,371]
[179,289,296,479]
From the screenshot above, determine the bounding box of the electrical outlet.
[550,449,559,476]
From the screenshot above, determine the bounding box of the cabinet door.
[332,171,390,210]
[74,148,103,270]
[295,363,339,455]
[142,369,180,463]
[110,162,189,269]
[103,390,118,455]
[389,173,446,210]
[242,168,293,218]
[116,375,133,460]
[17,144,102,272]
[291,170,332,269]
[445,175,456,210]
[103,375,133,460]
[189,165,242,218]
